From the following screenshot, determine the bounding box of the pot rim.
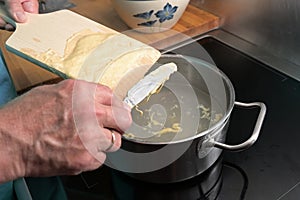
[123,54,236,145]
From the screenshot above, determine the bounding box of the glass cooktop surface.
[61,37,300,200]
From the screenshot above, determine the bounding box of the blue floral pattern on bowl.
[133,10,154,20]
[133,3,178,27]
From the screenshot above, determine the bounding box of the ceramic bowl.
[111,0,190,33]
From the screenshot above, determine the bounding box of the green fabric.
[0,50,67,199]
[0,182,15,200]
[0,48,17,106]
[25,177,67,200]
[0,47,18,200]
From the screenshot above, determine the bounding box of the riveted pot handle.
[212,101,267,151]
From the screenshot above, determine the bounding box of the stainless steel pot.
[106,54,266,183]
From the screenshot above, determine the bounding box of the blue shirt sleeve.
[0,50,67,200]
[0,51,18,199]
[0,50,17,106]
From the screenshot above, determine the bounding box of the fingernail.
[15,12,27,22]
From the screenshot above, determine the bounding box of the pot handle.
[212,101,267,151]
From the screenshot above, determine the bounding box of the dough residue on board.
[21,29,161,92]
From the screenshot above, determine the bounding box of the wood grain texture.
[6,10,117,59]
[3,9,160,92]
[1,0,219,92]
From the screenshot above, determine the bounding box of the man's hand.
[0,80,132,183]
[0,0,39,30]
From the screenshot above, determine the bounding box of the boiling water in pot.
[124,86,224,143]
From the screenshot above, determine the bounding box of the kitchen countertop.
[0,0,219,92]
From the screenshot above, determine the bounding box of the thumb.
[6,0,27,23]
[22,0,39,14]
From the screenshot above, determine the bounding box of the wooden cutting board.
[0,0,219,92]
[2,10,113,76]
[0,8,161,96]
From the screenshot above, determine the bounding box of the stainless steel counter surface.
[195,30,300,82]
[192,0,300,82]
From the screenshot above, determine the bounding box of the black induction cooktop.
[61,37,300,200]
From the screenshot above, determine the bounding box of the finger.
[95,84,131,111]
[21,0,39,13]
[82,152,105,172]
[95,83,131,111]
[85,158,104,172]
[72,80,113,106]
[101,129,122,153]
[72,151,105,174]
[96,104,132,132]
[95,84,114,105]
[0,16,15,31]
[4,23,14,30]
[112,93,131,112]
[5,0,27,22]
[0,18,6,28]
[0,2,12,30]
